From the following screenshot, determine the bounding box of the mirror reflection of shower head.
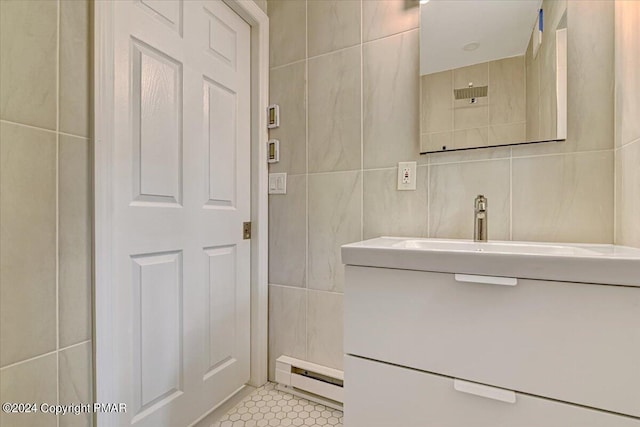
[454,83,488,104]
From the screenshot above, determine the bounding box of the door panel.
[204,79,237,207]
[131,251,184,422]
[205,9,237,67]
[134,251,183,407]
[137,0,183,34]
[131,40,183,205]
[112,1,251,425]
[204,245,237,377]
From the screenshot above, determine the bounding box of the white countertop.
[341,237,640,286]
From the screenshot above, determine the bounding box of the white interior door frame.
[93,2,269,424]
[222,0,270,390]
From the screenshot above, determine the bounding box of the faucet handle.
[474,195,488,242]
[475,194,487,212]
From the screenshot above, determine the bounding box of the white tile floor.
[212,382,344,427]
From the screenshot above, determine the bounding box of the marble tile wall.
[614,0,640,248]
[267,0,617,380]
[0,1,93,426]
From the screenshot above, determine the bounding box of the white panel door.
[111,1,250,425]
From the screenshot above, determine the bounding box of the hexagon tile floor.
[212,382,343,427]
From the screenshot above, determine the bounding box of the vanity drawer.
[344,266,640,417]
[345,355,640,427]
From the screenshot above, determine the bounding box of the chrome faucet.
[474,195,488,242]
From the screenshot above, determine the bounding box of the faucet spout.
[474,195,488,242]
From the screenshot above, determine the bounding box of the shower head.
[454,85,488,100]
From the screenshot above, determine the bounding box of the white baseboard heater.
[275,356,344,410]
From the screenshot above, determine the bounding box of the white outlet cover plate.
[397,161,417,191]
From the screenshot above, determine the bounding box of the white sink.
[392,239,603,256]
[342,237,640,286]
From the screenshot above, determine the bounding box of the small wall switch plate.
[397,161,417,191]
[269,173,287,194]
[267,104,280,129]
[267,139,280,163]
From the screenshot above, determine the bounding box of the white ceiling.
[420,0,543,75]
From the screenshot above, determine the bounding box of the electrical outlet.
[397,161,417,191]
[402,168,411,184]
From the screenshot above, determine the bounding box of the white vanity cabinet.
[341,238,640,427]
[345,355,640,427]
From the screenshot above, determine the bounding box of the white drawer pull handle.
[453,379,517,404]
[454,274,517,286]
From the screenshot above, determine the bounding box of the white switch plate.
[397,161,417,191]
[269,173,287,194]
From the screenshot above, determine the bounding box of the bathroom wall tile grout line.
[0,119,90,141]
[57,130,91,141]
[428,55,432,237]
[270,282,345,299]
[0,340,93,373]
[360,0,365,244]
[509,147,514,240]
[612,0,619,249]
[510,148,614,160]
[426,147,616,168]
[0,350,60,373]
[311,27,419,65]
[427,156,509,167]
[264,147,614,178]
[304,168,364,177]
[308,288,345,298]
[419,120,528,135]
[426,164,431,237]
[487,55,491,146]
[270,26,419,73]
[304,0,309,364]
[55,1,61,423]
[291,164,430,179]
[612,139,618,244]
[363,27,420,46]
[617,137,640,150]
[269,58,306,72]
[308,43,361,64]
